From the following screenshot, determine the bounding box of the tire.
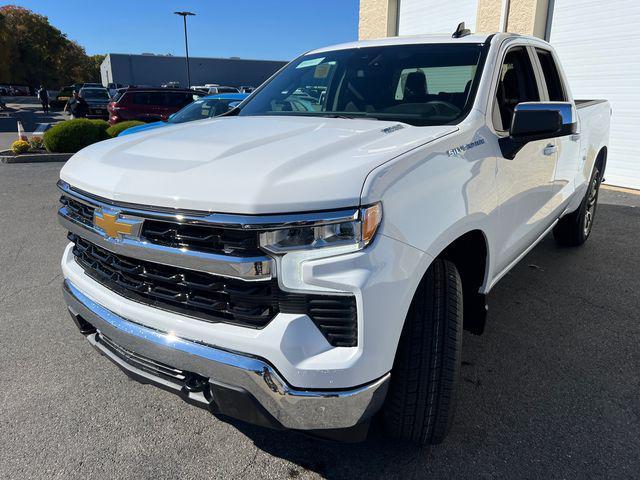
[553,165,602,246]
[382,258,463,445]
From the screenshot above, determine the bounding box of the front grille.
[60,194,260,257]
[60,196,94,226]
[69,234,357,346]
[142,220,261,257]
[72,234,278,326]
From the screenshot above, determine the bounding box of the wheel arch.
[406,229,491,336]
[438,229,490,335]
[595,146,607,177]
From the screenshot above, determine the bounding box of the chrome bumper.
[62,280,389,431]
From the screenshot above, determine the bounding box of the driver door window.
[493,47,540,131]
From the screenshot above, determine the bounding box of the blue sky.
[9,0,360,61]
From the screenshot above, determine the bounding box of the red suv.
[107,88,202,125]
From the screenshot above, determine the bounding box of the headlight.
[260,203,382,293]
[259,203,382,254]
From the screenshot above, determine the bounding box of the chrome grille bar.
[58,208,273,281]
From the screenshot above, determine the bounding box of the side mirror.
[499,102,577,159]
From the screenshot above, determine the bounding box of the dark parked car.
[107,88,202,125]
[9,85,30,96]
[51,86,75,109]
[80,87,111,119]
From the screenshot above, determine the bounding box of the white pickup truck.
[58,32,610,445]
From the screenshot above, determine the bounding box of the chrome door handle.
[571,133,581,142]
[543,144,557,156]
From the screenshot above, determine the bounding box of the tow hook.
[183,372,209,393]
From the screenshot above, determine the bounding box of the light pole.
[174,11,195,88]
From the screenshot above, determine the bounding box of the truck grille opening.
[60,196,94,226]
[141,220,262,257]
[69,234,357,346]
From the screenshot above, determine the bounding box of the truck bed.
[575,99,608,109]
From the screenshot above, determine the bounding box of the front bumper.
[63,279,390,432]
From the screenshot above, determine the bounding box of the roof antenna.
[452,22,471,38]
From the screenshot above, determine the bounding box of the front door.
[492,46,559,274]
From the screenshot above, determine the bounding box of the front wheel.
[382,258,463,445]
[553,166,602,246]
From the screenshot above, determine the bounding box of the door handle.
[543,144,557,156]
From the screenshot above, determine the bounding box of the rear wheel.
[553,165,602,246]
[382,258,463,445]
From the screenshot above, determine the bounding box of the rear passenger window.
[493,47,540,131]
[536,49,566,101]
[130,92,152,105]
[149,92,167,105]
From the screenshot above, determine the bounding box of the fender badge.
[381,124,404,134]
[448,138,486,157]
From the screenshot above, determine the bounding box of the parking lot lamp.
[173,11,196,88]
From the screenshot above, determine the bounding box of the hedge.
[43,118,110,153]
[106,121,145,138]
[89,119,110,140]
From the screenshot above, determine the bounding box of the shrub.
[106,120,145,138]
[89,119,110,140]
[11,140,30,154]
[43,118,108,153]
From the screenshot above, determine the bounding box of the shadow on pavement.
[1,97,67,130]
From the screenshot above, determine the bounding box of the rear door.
[533,47,581,211]
[158,92,195,120]
[491,44,559,273]
[127,92,156,122]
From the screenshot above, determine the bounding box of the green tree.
[0,5,104,87]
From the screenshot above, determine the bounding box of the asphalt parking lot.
[0,96,68,151]
[1,162,638,480]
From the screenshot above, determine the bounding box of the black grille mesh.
[69,234,357,346]
[142,220,261,257]
[60,196,94,225]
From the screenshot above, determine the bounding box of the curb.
[0,151,73,164]
[601,184,640,195]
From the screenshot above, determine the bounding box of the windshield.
[239,44,484,126]
[82,89,110,100]
[170,97,242,123]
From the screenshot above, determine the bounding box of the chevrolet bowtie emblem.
[93,209,142,239]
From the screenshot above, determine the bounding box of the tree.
[0,5,104,87]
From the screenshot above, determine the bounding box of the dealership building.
[100,54,286,91]
[359,0,640,189]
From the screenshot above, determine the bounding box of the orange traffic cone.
[17,121,27,141]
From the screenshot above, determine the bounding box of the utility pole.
[173,11,195,88]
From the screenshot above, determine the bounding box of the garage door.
[398,0,478,36]
[549,0,640,189]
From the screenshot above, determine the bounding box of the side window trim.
[527,46,549,101]
[533,47,567,102]
[490,43,542,133]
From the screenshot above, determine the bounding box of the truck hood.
[61,115,457,214]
